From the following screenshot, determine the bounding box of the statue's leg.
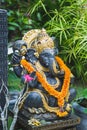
[24,91,43,108]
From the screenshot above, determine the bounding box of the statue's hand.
[12,52,22,64]
[21,72,37,88]
[25,49,37,63]
[28,72,37,88]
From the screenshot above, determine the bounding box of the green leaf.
[9,22,20,27]
[8,26,16,31]
[83,89,87,98]
[37,12,42,21]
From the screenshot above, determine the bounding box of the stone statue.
[12,29,76,122]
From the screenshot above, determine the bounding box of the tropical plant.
[28,0,87,84]
[2,0,87,83]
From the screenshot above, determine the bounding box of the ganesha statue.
[12,29,76,121]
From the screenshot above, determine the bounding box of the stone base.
[8,91,80,130]
[10,108,80,130]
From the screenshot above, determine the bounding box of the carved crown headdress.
[22,29,55,54]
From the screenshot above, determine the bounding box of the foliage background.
[1,0,87,84]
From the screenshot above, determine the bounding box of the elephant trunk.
[48,57,59,76]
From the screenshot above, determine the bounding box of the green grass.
[8,116,13,129]
[8,70,21,90]
[8,116,22,130]
[8,71,22,129]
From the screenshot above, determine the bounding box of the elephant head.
[39,48,60,76]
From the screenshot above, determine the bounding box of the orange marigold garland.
[20,56,71,117]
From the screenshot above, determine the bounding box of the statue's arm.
[12,52,23,77]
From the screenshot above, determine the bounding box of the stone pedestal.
[16,108,80,130]
[9,106,80,130]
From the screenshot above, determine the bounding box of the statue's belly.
[24,77,60,108]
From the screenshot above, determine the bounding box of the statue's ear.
[51,36,55,41]
[54,48,58,55]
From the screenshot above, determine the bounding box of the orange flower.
[20,56,71,117]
